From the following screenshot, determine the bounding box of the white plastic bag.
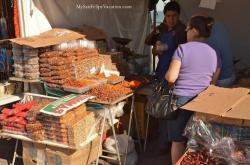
[104,134,138,165]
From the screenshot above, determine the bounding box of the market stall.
[0,26,149,165]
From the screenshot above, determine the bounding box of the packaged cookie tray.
[63,85,90,94]
[62,79,106,94]
[2,126,27,136]
[107,76,125,84]
[27,130,44,139]
[45,131,69,139]
[43,117,96,148]
[57,112,96,148]
[39,105,87,125]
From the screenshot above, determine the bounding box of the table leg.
[11,139,19,165]
[96,110,107,165]
[124,95,135,165]
[144,113,150,152]
[133,101,142,150]
[108,108,121,165]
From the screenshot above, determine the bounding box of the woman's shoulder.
[181,41,213,48]
[178,42,216,54]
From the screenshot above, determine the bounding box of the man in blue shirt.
[145,1,186,155]
[207,21,235,87]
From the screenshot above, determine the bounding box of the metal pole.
[152,5,157,72]
[144,114,150,152]
[11,139,19,165]
[133,99,142,151]
[124,95,135,165]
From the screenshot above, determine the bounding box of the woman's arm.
[211,68,221,85]
[165,59,181,86]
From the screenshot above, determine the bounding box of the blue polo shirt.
[155,31,176,81]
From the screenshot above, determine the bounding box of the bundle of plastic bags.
[184,114,250,164]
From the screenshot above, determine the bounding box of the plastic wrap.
[24,64,39,71]
[22,47,38,54]
[14,64,24,72]
[14,71,24,78]
[13,55,23,64]
[12,48,22,56]
[24,72,40,80]
[23,57,39,64]
[184,115,250,164]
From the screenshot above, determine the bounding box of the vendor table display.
[0,93,98,165]
[0,93,96,147]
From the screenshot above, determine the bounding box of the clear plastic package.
[22,47,38,54]
[13,64,24,72]
[13,55,23,61]
[24,72,40,80]
[24,57,39,65]
[24,64,39,71]
[12,48,23,56]
[184,115,250,164]
[13,59,23,64]
[14,71,24,78]
[25,67,39,73]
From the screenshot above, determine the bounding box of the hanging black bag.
[145,80,178,119]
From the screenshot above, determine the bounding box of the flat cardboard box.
[10,28,85,48]
[182,85,250,121]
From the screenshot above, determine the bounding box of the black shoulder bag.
[145,80,178,119]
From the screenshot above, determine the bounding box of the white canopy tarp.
[18,0,151,55]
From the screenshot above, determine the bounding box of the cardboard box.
[22,141,47,165]
[182,85,250,122]
[22,137,99,165]
[10,28,85,48]
[195,112,250,127]
[46,137,99,165]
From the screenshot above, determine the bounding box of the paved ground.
[137,136,171,165]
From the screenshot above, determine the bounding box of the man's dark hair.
[163,1,181,15]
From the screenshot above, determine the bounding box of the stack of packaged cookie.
[39,94,96,147]
[39,48,102,87]
[23,47,40,80]
[12,43,24,78]
[12,43,40,80]
[39,50,75,88]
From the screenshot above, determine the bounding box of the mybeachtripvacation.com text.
[76,3,132,10]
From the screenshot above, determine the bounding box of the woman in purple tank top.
[165,16,221,164]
